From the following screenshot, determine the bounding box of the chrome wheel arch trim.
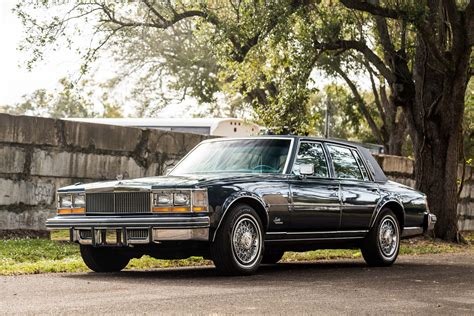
[370,196,405,229]
[211,192,269,242]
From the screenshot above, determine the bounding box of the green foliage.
[302,84,379,143]
[464,77,474,162]
[1,78,124,119]
[1,78,95,118]
[12,0,472,145]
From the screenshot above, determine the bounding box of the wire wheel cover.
[378,217,398,257]
[232,215,261,265]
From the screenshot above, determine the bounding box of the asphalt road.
[1,251,473,315]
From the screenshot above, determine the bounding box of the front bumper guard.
[46,215,210,246]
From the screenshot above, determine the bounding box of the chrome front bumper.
[46,215,210,246]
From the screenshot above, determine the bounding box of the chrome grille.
[86,192,151,214]
[127,229,149,240]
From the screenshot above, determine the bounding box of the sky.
[0,0,83,106]
[0,1,175,117]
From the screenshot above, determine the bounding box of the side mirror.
[299,164,314,176]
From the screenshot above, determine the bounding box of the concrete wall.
[0,113,472,233]
[0,113,209,233]
[374,154,474,231]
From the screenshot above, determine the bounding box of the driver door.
[289,141,341,231]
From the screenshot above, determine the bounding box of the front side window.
[327,145,363,180]
[292,142,329,178]
[170,139,291,175]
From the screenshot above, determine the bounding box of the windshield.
[170,139,292,175]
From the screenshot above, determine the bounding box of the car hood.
[58,173,287,192]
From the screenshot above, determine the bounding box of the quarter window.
[327,145,363,180]
[292,142,329,178]
[352,149,370,180]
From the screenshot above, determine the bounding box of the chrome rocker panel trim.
[401,227,424,238]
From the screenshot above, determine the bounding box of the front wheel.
[80,245,130,272]
[361,209,400,267]
[211,204,264,275]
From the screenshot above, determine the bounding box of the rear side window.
[327,145,363,180]
[292,142,329,178]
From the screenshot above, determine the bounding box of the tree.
[16,1,473,240]
[1,78,123,119]
[318,52,409,155]
[333,0,473,241]
[15,0,314,132]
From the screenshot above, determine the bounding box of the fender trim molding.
[211,193,269,242]
[369,197,405,228]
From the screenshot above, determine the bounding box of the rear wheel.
[211,204,264,275]
[261,249,284,264]
[80,245,130,272]
[361,208,400,267]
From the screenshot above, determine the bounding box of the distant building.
[64,118,260,137]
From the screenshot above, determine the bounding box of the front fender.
[211,191,269,242]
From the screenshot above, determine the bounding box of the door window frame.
[323,143,374,182]
[291,140,333,179]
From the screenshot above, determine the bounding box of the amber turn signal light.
[58,208,85,215]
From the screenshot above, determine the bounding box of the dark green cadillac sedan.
[46,136,436,275]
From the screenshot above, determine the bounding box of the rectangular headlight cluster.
[57,193,86,215]
[152,189,208,213]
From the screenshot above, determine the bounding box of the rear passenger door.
[326,144,380,230]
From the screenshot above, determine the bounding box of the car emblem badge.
[273,217,283,225]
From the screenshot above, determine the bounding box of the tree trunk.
[406,36,470,241]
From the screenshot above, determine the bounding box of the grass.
[0,231,472,276]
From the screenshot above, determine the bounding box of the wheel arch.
[211,193,269,242]
[370,197,405,230]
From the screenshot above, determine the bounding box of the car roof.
[206,135,362,148]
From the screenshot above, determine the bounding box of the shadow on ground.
[62,257,474,284]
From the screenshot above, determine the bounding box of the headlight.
[58,194,73,208]
[57,193,86,214]
[152,189,208,212]
[153,192,173,206]
[173,192,190,206]
[73,194,86,208]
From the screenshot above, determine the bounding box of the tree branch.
[333,65,384,145]
[314,39,396,83]
[465,0,474,46]
[340,0,407,19]
[365,62,388,129]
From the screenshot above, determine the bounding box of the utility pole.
[324,94,331,139]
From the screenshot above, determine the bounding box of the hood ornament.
[116,174,124,181]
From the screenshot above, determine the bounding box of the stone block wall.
[0,113,209,233]
[0,113,472,233]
